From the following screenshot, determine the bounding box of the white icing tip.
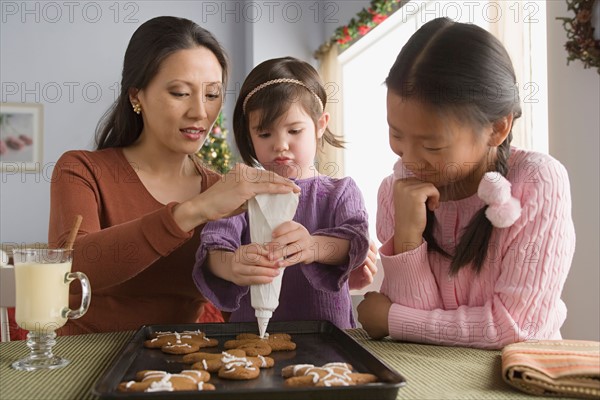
[257,317,270,339]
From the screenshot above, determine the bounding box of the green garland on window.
[557,0,600,73]
[197,112,234,174]
[333,0,402,48]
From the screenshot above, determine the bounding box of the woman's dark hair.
[233,56,344,167]
[385,17,522,274]
[95,16,229,149]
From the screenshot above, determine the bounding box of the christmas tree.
[197,112,234,174]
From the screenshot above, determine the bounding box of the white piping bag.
[248,192,299,338]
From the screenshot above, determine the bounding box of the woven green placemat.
[346,329,577,400]
[0,328,578,400]
[0,331,132,400]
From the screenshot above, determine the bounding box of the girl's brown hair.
[386,18,522,274]
[233,57,343,167]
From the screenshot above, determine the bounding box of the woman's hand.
[174,164,300,231]
[393,178,440,254]
[357,291,392,339]
[348,240,378,290]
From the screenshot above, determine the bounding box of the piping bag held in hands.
[248,192,299,338]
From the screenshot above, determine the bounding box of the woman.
[48,16,300,335]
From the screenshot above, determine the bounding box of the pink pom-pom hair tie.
[477,172,522,228]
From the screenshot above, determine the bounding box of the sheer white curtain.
[315,43,345,178]
[488,1,548,153]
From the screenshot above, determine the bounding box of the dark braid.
[423,134,514,275]
[450,134,513,274]
[423,210,450,258]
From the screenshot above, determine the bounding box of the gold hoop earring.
[132,103,142,114]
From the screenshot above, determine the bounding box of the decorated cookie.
[217,352,261,380]
[144,330,218,354]
[282,363,378,387]
[251,354,276,369]
[281,362,353,378]
[118,370,215,392]
[183,349,246,372]
[183,350,274,373]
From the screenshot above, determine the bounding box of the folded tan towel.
[502,340,600,399]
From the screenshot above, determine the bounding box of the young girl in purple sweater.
[193,57,374,329]
[357,18,575,349]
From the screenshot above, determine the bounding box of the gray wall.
[546,1,600,341]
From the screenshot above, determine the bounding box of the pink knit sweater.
[376,148,575,349]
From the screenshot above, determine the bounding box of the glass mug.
[12,248,91,371]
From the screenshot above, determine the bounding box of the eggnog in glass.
[12,248,91,371]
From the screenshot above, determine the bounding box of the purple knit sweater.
[193,176,369,329]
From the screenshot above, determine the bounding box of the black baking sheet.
[93,320,406,400]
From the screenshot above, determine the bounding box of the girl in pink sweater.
[356,17,575,349]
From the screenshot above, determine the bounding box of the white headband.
[242,78,324,114]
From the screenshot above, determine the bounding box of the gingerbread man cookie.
[182,349,245,372]
[144,330,218,354]
[118,370,215,392]
[183,350,274,374]
[282,363,378,387]
[224,332,296,356]
[217,352,263,380]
